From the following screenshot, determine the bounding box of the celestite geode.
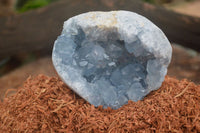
[52,11,172,109]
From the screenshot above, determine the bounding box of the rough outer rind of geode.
[52,11,172,109]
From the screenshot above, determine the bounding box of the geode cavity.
[52,11,172,109]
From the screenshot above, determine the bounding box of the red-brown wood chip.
[0,75,199,132]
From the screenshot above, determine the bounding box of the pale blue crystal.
[52,11,172,109]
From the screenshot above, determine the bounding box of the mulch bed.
[0,75,199,132]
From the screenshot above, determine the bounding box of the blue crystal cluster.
[52,11,172,109]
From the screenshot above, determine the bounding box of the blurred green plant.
[17,0,56,12]
[143,0,175,4]
[143,0,155,3]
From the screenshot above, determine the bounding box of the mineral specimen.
[52,11,172,109]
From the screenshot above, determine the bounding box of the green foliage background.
[17,0,193,12]
[143,0,155,3]
[17,0,56,12]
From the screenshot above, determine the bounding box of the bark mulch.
[0,75,199,132]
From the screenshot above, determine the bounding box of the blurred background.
[0,0,200,100]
